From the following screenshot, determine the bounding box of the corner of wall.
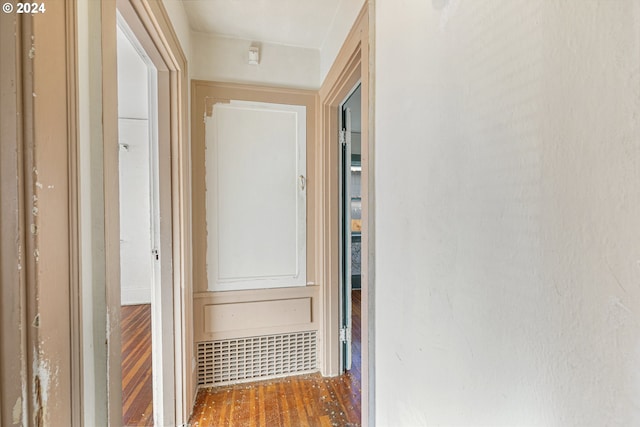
[319,0,367,84]
[161,0,193,66]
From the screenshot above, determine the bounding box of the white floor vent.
[197,331,318,386]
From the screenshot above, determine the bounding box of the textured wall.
[374,1,640,425]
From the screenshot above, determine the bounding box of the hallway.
[189,290,362,426]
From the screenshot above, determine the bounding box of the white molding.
[120,287,152,305]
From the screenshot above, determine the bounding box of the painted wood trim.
[101,1,123,426]
[318,3,372,426]
[203,298,312,334]
[0,10,28,427]
[1,1,84,424]
[113,0,193,424]
[65,0,83,423]
[193,286,320,343]
[144,0,195,421]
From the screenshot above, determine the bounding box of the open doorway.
[75,0,190,425]
[116,10,177,425]
[116,20,158,426]
[339,83,362,376]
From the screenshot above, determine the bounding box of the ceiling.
[182,0,344,49]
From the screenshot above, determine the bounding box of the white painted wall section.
[117,27,148,119]
[374,1,640,425]
[206,101,307,291]
[117,28,153,305]
[192,33,320,89]
[319,0,366,82]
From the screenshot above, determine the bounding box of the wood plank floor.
[121,304,154,427]
[190,290,362,427]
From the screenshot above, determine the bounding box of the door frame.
[91,0,192,425]
[338,88,358,373]
[115,13,175,424]
[319,3,374,426]
[0,2,81,425]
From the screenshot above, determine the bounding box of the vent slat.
[197,331,318,387]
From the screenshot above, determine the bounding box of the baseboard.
[121,287,151,305]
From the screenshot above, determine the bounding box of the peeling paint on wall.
[204,96,230,118]
[12,397,22,424]
[34,375,43,426]
[32,350,58,427]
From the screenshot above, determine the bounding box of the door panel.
[205,100,307,291]
[340,107,353,372]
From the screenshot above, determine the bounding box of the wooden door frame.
[74,0,192,425]
[1,1,81,425]
[107,0,193,425]
[319,3,374,426]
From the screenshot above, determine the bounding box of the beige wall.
[374,1,640,425]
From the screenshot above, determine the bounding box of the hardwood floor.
[190,290,362,427]
[121,304,154,427]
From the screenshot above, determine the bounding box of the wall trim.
[318,3,374,426]
[1,9,29,427]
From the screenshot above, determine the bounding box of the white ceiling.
[182,0,344,49]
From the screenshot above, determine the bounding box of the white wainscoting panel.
[205,100,306,291]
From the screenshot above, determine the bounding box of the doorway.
[116,20,158,426]
[115,9,176,425]
[75,0,191,425]
[339,83,362,374]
